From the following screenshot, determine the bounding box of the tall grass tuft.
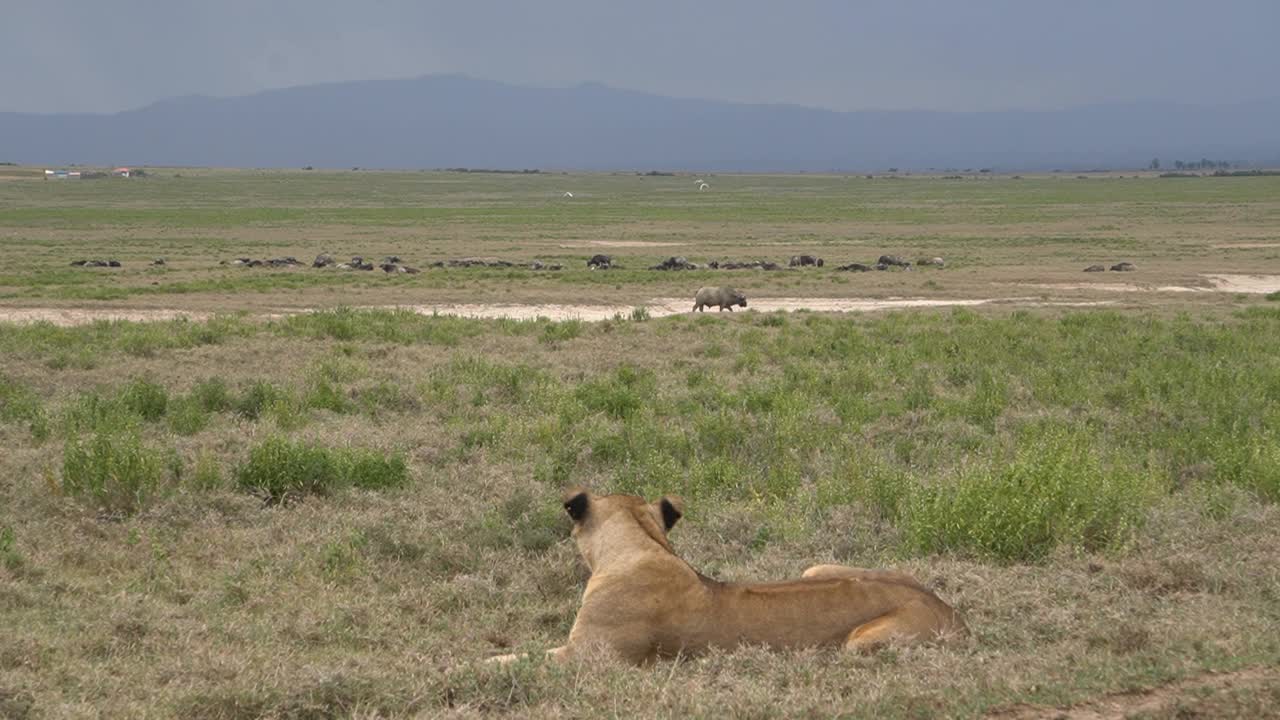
[62,431,166,516]
[0,374,50,442]
[275,307,477,346]
[120,378,169,421]
[166,396,210,436]
[192,377,233,412]
[234,436,408,503]
[900,427,1158,562]
[234,381,282,420]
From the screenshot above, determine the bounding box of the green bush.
[120,378,169,421]
[0,374,49,442]
[192,377,232,412]
[62,431,166,516]
[900,428,1158,562]
[235,381,282,420]
[166,396,211,436]
[276,307,477,346]
[305,378,351,414]
[342,448,409,490]
[192,451,224,490]
[1205,430,1280,502]
[0,526,20,570]
[61,393,138,436]
[234,437,340,501]
[575,365,654,420]
[234,436,408,503]
[540,319,584,344]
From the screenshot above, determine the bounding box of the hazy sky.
[4,0,1278,114]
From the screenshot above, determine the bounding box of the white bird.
[698,182,709,191]
[693,178,704,184]
[563,191,574,198]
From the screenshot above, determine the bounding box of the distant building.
[112,167,131,177]
[44,169,81,179]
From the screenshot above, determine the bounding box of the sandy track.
[0,296,1072,326]
[556,240,684,248]
[1021,273,1280,295]
[399,297,998,322]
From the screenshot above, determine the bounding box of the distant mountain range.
[2,74,1278,171]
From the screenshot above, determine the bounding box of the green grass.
[233,436,408,503]
[5,167,1280,715]
[61,430,168,516]
[274,307,485,346]
[0,373,50,441]
[897,426,1159,561]
[0,315,253,365]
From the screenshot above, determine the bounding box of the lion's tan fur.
[490,490,965,665]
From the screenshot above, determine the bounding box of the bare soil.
[987,666,1280,720]
[0,296,1113,325]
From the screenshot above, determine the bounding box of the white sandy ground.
[556,240,684,248]
[1022,273,1280,295]
[0,274,1267,327]
[0,297,1116,326]
[401,297,997,322]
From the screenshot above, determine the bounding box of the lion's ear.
[657,496,684,531]
[563,489,590,522]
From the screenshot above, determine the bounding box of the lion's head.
[561,488,684,571]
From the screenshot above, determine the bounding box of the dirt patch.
[0,296,1120,326]
[1020,273,1280,295]
[1204,274,1280,294]
[1212,242,1280,249]
[403,297,996,321]
[0,308,212,326]
[1019,282,1209,294]
[557,240,684,248]
[987,665,1280,720]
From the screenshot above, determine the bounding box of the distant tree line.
[1149,158,1236,171]
[444,167,542,174]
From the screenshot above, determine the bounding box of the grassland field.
[1,168,1280,718]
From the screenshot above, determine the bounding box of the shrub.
[166,396,210,436]
[900,428,1158,562]
[0,374,49,442]
[192,377,232,412]
[1205,431,1280,502]
[234,436,341,502]
[540,319,584,344]
[575,365,655,420]
[61,393,138,436]
[234,381,282,420]
[341,448,408,490]
[276,307,476,346]
[120,378,169,421]
[192,451,224,490]
[62,431,165,516]
[0,526,20,570]
[234,436,408,503]
[305,378,351,414]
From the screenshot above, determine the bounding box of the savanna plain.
[1,167,1279,718]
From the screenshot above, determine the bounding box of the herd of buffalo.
[69,253,1137,275]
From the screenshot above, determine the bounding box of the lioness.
[490,489,965,665]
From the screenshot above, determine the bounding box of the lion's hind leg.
[803,564,876,580]
[843,599,943,654]
[802,564,922,587]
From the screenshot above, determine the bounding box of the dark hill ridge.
[3,74,1278,171]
